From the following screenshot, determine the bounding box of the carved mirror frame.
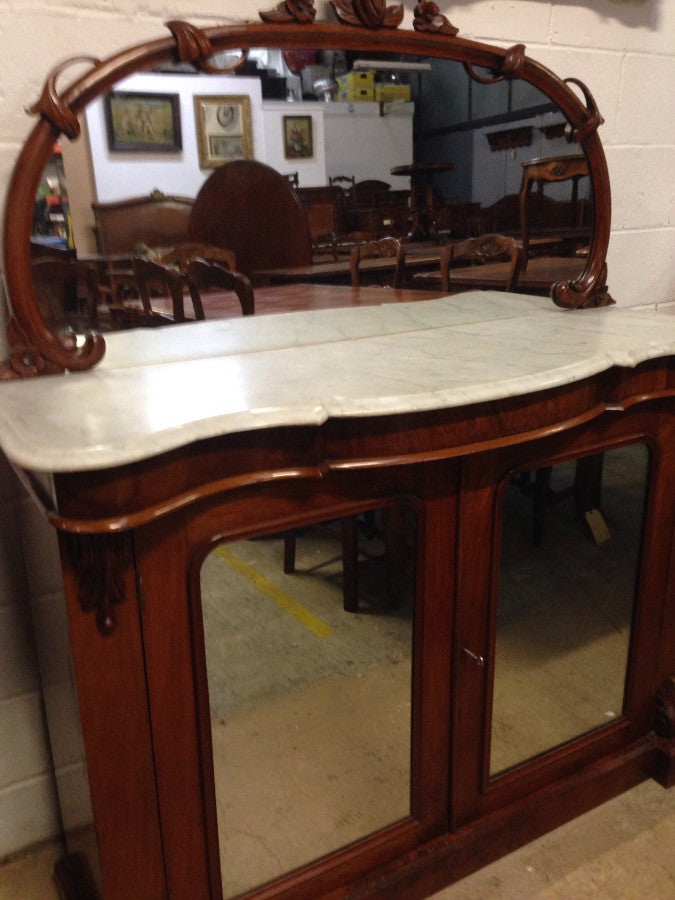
[2,0,611,378]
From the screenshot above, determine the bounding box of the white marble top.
[0,292,672,474]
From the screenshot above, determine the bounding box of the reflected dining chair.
[132,256,203,324]
[439,233,522,292]
[350,237,406,288]
[158,242,236,272]
[283,505,407,614]
[185,259,255,317]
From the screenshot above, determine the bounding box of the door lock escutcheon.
[463,647,485,667]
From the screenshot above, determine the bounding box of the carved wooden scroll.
[28,56,100,138]
[564,78,605,143]
[166,20,250,73]
[464,43,526,85]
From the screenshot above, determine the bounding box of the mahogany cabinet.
[2,329,670,899]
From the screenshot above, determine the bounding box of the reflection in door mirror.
[490,443,649,776]
[199,504,416,895]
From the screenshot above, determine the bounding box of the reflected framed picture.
[194,95,253,169]
[283,115,313,159]
[104,91,182,153]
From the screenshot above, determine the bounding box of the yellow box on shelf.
[337,86,375,102]
[374,83,411,102]
[337,70,375,90]
[336,70,376,102]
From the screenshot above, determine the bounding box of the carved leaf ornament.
[413,2,459,36]
[260,0,317,23]
[331,0,404,29]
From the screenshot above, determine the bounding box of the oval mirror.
[3,2,611,380]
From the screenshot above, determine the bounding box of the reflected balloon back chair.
[185,259,255,317]
[132,256,204,324]
[159,242,237,273]
[439,233,522,292]
[328,174,356,191]
[350,237,406,288]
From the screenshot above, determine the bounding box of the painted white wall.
[262,101,328,186]
[85,76,409,220]
[86,72,266,202]
[0,0,672,859]
[323,102,414,188]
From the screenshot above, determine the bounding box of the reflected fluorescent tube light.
[352,59,432,72]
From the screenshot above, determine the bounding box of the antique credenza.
[0,5,673,897]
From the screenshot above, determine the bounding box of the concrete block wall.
[0,455,60,859]
[0,0,672,858]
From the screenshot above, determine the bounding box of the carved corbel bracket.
[65,532,131,636]
[166,20,249,73]
[27,56,100,138]
[465,43,526,85]
[564,77,604,143]
[331,0,404,30]
[413,2,459,36]
[260,0,317,23]
[486,125,532,152]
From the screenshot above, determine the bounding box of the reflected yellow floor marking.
[214,546,333,639]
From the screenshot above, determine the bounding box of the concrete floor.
[1,781,673,898]
[2,444,673,897]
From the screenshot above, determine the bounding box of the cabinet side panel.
[59,532,166,899]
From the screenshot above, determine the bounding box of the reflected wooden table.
[152,282,448,320]
[78,251,136,305]
[519,154,589,259]
[390,162,455,239]
[414,255,587,295]
[254,245,445,287]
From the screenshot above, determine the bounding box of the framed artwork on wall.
[283,115,313,159]
[193,95,253,169]
[104,91,182,153]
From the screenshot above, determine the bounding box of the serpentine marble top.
[0,292,672,473]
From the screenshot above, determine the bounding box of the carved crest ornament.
[2,1,612,379]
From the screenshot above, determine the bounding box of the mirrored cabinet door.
[136,471,457,897]
[451,426,671,828]
[198,506,417,895]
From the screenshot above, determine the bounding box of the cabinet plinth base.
[353,737,662,899]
